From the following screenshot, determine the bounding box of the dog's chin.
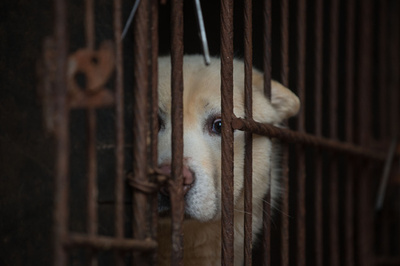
[158,193,218,222]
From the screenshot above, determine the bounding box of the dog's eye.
[211,118,222,135]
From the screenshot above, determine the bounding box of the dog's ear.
[252,73,300,120]
[270,80,300,120]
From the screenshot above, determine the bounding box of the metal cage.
[42,0,400,265]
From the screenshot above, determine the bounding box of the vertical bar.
[54,0,69,265]
[113,0,125,264]
[243,0,252,265]
[389,0,400,139]
[295,0,306,265]
[357,1,373,266]
[314,0,323,264]
[262,0,272,265]
[344,0,355,265]
[150,0,159,264]
[85,0,95,49]
[87,108,98,265]
[85,1,98,265]
[280,0,289,265]
[220,0,234,264]
[132,0,151,264]
[170,0,184,265]
[263,0,272,100]
[328,0,339,265]
[378,0,388,140]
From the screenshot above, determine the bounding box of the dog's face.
[157,55,300,222]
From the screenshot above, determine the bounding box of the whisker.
[252,195,291,218]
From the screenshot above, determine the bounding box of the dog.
[156,55,300,265]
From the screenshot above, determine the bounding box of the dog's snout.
[159,163,195,196]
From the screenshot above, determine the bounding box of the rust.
[314,149,323,266]
[378,0,388,139]
[262,1,272,265]
[232,118,388,161]
[243,0,253,264]
[357,1,374,266]
[67,42,115,108]
[131,0,152,264]
[67,42,115,93]
[45,0,400,264]
[53,0,69,265]
[86,108,98,265]
[313,7,323,264]
[344,0,355,265]
[150,0,160,264]
[388,1,399,138]
[220,0,235,264]
[344,163,355,266]
[64,234,158,251]
[84,1,98,265]
[263,0,271,99]
[127,172,160,193]
[279,0,289,265]
[295,0,306,265]
[328,0,340,265]
[113,0,125,265]
[170,0,185,265]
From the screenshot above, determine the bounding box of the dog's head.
[157,55,300,222]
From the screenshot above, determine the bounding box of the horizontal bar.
[64,234,158,251]
[232,118,388,161]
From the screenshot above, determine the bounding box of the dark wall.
[0,1,55,265]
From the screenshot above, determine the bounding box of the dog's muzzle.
[158,163,195,196]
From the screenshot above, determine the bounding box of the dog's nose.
[158,164,195,196]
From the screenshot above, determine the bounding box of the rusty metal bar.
[64,234,158,251]
[328,0,339,265]
[344,163,355,266]
[170,0,184,265]
[279,0,289,265]
[220,0,234,264]
[263,0,272,100]
[85,0,98,265]
[243,0,253,264]
[280,0,289,88]
[357,1,373,266]
[389,0,400,139]
[86,109,98,265]
[314,0,323,264]
[53,0,69,265]
[344,0,355,266]
[378,0,388,140]
[85,0,95,49]
[132,0,151,264]
[113,0,125,264]
[232,118,389,161]
[262,0,272,265]
[150,0,159,264]
[344,0,355,265]
[295,0,306,265]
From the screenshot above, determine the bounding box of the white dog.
[156,55,300,265]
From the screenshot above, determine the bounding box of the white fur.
[156,55,300,265]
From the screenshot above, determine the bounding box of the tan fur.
[157,55,300,265]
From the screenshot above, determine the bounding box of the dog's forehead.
[157,56,251,121]
[159,70,223,110]
[158,82,222,129]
